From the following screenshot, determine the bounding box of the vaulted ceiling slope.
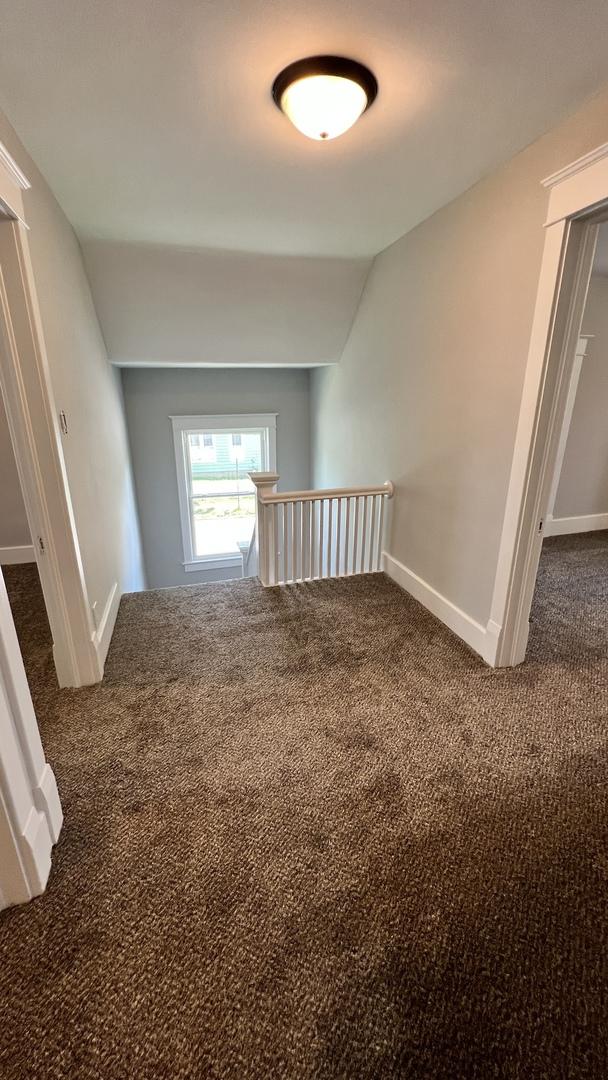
[81,240,371,366]
[1,0,607,258]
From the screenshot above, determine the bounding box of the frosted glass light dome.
[280,74,368,141]
[272,57,378,142]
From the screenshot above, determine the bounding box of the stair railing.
[249,472,394,587]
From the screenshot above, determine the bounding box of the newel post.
[249,472,279,586]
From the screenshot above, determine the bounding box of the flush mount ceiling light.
[272,56,378,141]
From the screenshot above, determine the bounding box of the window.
[171,414,277,571]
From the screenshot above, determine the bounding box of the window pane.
[192,493,256,557]
[187,430,264,496]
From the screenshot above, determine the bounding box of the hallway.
[0,536,607,1078]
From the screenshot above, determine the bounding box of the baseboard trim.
[33,764,63,845]
[20,808,52,897]
[92,581,120,671]
[544,512,608,537]
[0,544,35,565]
[382,551,500,666]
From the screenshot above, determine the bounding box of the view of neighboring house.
[0,3,608,1078]
[183,429,265,560]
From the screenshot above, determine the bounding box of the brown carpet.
[1,532,607,1079]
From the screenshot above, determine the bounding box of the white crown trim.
[542,142,608,189]
[0,140,31,191]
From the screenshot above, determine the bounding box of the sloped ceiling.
[81,240,370,366]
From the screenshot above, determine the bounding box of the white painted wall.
[0,396,30,553]
[121,367,311,588]
[553,274,608,522]
[81,239,370,367]
[312,87,608,630]
[0,109,146,615]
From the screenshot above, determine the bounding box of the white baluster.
[282,501,289,583]
[273,504,279,585]
[360,496,368,574]
[321,498,326,578]
[300,500,305,581]
[291,502,297,583]
[377,492,388,570]
[335,497,341,576]
[347,494,352,574]
[368,495,377,573]
[353,496,360,574]
[308,500,314,580]
[327,498,333,578]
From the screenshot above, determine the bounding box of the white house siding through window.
[171,414,277,572]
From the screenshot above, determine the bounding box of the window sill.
[182,556,243,573]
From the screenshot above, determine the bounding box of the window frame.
[170,413,277,572]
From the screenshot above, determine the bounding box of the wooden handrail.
[250,478,394,505]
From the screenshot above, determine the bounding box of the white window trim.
[170,413,277,572]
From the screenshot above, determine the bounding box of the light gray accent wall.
[82,240,370,367]
[312,86,608,627]
[554,274,608,519]
[121,367,311,589]
[0,108,146,607]
[0,395,30,549]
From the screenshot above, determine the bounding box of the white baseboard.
[382,551,501,666]
[20,807,53,897]
[33,763,63,845]
[91,581,120,670]
[0,544,35,565]
[544,512,608,537]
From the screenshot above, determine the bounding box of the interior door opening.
[526,220,608,660]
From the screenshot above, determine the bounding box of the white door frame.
[0,566,62,909]
[544,333,593,533]
[0,142,101,687]
[490,142,608,667]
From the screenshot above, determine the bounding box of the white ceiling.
[1,0,608,257]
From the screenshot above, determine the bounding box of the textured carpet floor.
[1,533,607,1079]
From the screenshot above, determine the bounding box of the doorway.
[527,225,608,657]
[489,141,608,666]
[0,158,101,688]
[0,387,49,688]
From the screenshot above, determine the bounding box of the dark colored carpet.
[1,532,607,1079]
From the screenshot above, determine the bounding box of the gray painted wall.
[312,86,608,628]
[0,107,146,613]
[121,367,311,589]
[82,240,370,367]
[554,273,608,519]
[0,396,30,551]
